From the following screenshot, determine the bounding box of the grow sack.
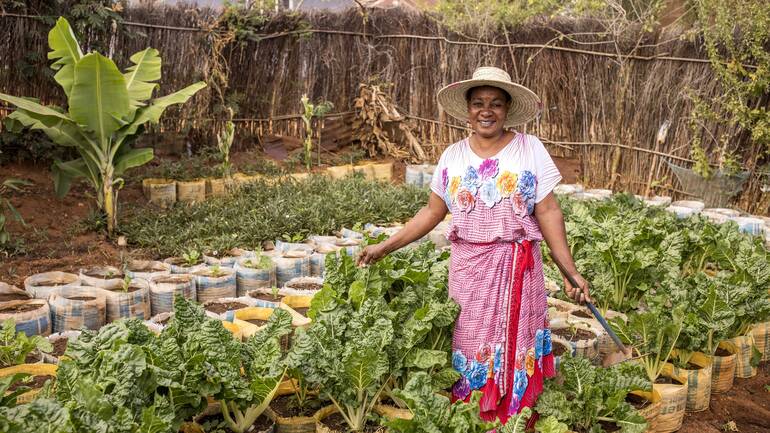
[49,286,107,333]
[163,257,207,274]
[373,403,413,420]
[671,351,712,412]
[24,271,80,299]
[125,260,170,281]
[0,299,51,337]
[0,363,57,404]
[79,266,125,289]
[98,279,151,323]
[326,165,353,179]
[0,282,31,304]
[629,388,662,433]
[283,277,324,295]
[205,248,255,268]
[205,177,227,197]
[234,258,276,296]
[654,365,688,433]
[751,321,770,362]
[176,179,206,203]
[724,335,757,378]
[369,162,393,181]
[142,178,176,207]
[710,341,738,394]
[193,267,237,303]
[550,318,601,362]
[666,161,748,208]
[149,274,196,316]
[274,256,311,288]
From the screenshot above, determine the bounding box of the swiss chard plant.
[660,274,735,367]
[0,318,53,368]
[611,306,684,383]
[55,319,181,433]
[535,354,650,433]
[383,372,499,433]
[0,17,206,235]
[560,196,684,313]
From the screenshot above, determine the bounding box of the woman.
[358,66,591,424]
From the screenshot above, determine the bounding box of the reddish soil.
[320,412,385,433]
[553,156,581,184]
[269,394,318,418]
[0,163,137,286]
[246,319,268,327]
[7,375,54,392]
[679,362,770,433]
[204,301,247,314]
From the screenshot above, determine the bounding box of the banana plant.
[0,17,206,235]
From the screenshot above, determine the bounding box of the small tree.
[0,17,206,235]
[217,110,236,179]
[300,94,333,171]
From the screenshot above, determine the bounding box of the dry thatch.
[1,5,769,212]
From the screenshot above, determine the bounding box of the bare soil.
[571,310,593,319]
[269,394,318,418]
[108,285,142,293]
[715,347,732,357]
[552,328,596,341]
[319,412,385,433]
[0,163,132,286]
[7,375,54,392]
[679,362,770,433]
[552,343,568,357]
[292,307,309,316]
[205,301,247,314]
[0,303,42,313]
[67,296,96,301]
[625,393,651,410]
[249,292,282,303]
[51,337,69,357]
[246,319,268,327]
[194,413,274,433]
[287,282,322,291]
[24,351,41,363]
[0,293,30,302]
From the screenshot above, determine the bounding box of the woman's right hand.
[357,243,388,266]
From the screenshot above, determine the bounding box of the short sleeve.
[430,151,448,198]
[529,135,562,203]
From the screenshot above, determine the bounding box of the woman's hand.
[357,243,389,266]
[563,273,592,304]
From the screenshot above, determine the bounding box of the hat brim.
[436,79,540,128]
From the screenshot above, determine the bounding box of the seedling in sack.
[182,249,202,267]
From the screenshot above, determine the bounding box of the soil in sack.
[51,338,69,357]
[6,375,54,393]
[0,303,40,313]
[205,301,248,315]
[249,292,282,303]
[287,281,323,292]
[0,283,30,303]
[571,310,593,319]
[318,412,384,433]
[552,342,569,357]
[552,327,596,341]
[269,394,322,419]
[194,413,274,433]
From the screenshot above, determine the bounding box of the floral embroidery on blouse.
[441,159,538,215]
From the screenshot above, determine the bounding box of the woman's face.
[467,86,509,139]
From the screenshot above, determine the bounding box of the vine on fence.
[688,0,770,179]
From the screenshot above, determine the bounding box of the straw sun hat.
[437,66,541,128]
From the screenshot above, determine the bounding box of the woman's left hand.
[563,273,592,304]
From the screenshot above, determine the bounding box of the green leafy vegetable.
[0,318,53,368]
